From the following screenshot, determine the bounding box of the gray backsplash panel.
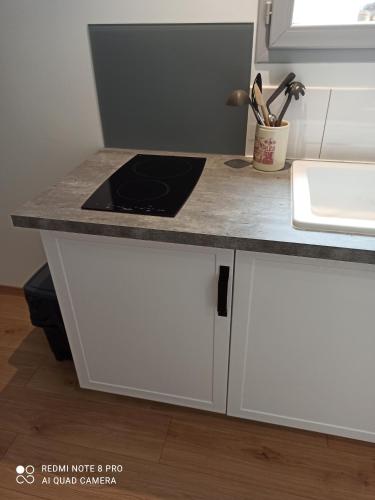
[89,24,253,155]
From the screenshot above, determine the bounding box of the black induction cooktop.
[82,154,206,217]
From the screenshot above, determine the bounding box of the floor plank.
[0,285,24,297]
[1,434,308,500]
[0,486,48,500]
[0,292,29,321]
[0,429,16,459]
[26,362,151,409]
[15,328,55,358]
[0,317,33,350]
[0,346,45,388]
[327,434,375,459]
[160,418,375,500]
[0,385,170,463]
[150,399,328,449]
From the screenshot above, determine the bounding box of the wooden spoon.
[253,83,270,127]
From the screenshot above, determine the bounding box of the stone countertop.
[11,148,375,264]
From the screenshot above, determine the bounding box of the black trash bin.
[23,264,72,361]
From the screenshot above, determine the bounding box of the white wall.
[1,0,375,286]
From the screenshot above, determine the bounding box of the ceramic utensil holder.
[253,121,289,172]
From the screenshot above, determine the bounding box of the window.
[256,0,375,61]
[293,0,375,26]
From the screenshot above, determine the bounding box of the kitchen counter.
[11,148,375,264]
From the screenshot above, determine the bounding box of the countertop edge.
[11,214,375,265]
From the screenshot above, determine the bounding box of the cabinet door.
[228,251,375,442]
[41,231,233,412]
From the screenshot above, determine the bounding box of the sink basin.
[292,160,375,236]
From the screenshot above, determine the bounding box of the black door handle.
[217,266,230,317]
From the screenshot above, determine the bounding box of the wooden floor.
[0,287,374,500]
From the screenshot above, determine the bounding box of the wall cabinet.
[42,231,375,442]
[41,231,233,413]
[228,251,375,442]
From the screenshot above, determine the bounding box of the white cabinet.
[41,231,234,413]
[228,251,375,442]
[41,230,375,442]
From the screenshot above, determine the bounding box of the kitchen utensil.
[251,101,265,125]
[266,72,296,113]
[255,73,263,93]
[226,89,250,106]
[268,113,277,127]
[253,83,270,127]
[251,74,262,116]
[275,82,306,127]
[226,89,264,125]
[254,73,265,124]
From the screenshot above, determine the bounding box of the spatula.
[251,73,262,115]
[266,72,296,113]
[275,81,306,127]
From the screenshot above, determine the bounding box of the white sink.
[292,160,375,236]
